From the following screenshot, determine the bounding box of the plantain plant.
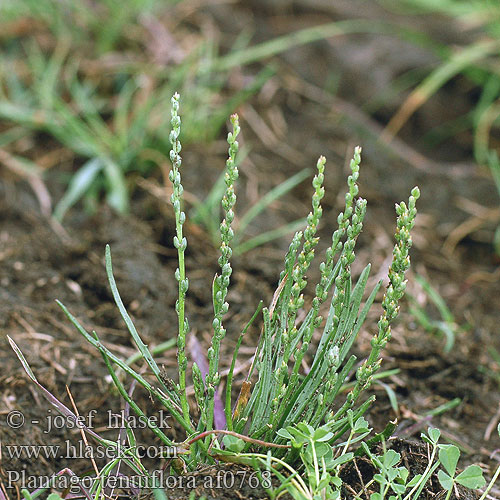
[10,93,422,496]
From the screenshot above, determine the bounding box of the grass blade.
[234,218,307,256]
[234,168,311,244]
[53,158,103,221]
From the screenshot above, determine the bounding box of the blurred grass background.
[1,0,499,251]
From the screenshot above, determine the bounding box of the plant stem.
[186,430,291,449]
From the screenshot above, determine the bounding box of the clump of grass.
[407,274,467,353]
[0,1,273,221]
[10,94,424,496]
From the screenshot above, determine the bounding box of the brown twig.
[185,429,291,449]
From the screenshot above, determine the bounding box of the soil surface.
[1,1,500,499]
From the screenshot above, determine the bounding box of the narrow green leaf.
[55,300,191,433]
[235,168,311,242]
[377,381,399,414]
[234,218,307,256]
[105,245,160,379]
[407,473,422,487]
[99,340,174,447]
[53,158,103,221]
[103,158,128,213]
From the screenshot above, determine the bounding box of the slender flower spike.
[205,114,240,433]
[348,186,420,406]
[169,93,191,424]
[287,156,326,337]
